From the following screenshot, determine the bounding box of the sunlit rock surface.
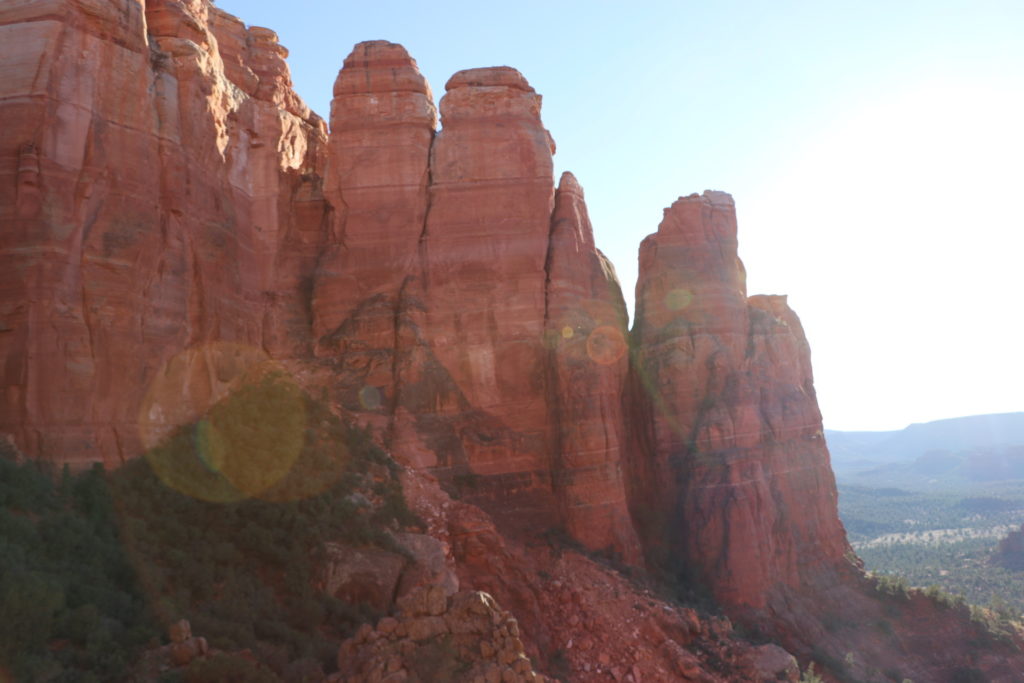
[4,2,1024,680]
[0,0,326,467]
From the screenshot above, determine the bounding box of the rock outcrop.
[334,587,551,683]
[0,0,326,468]
[627,191,851,607]
[546,172,641,563]
[4,2,1024,681]
[301,43,639,557]
[397,467,804,683]
[313,40,434,344]
[993,524,1024,570]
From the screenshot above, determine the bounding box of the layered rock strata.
[0,1,641,560]
[305,42,638,556]
[313,40,435,342]
[628,191,850,607]
[546,172,641,562]
[0,0,326,467]
[5,3,1024,680]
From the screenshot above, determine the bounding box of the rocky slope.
[2,1,1022,681]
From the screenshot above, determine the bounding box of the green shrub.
[182,653,280,682]
[873,573,911,599]
[0,456,156,681]
[0,375,417,679]
[799,662,824,683]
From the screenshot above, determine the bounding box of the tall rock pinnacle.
[422,66,555,431]
[546,172,641,563]
[630,191,850,606]
[314,41,437,343]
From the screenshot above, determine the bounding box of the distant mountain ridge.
[828,412,1024,486]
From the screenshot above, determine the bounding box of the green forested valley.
[839,482,1024,617]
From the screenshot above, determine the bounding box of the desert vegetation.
[840,483,1024,617]
[0,375,418,681]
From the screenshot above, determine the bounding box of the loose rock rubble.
[333,586,551,683]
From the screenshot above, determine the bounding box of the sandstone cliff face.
[303,42,639,556]
[313,40,434,344]
[628,191,850,608]
[4,2,1024,681]
[0,0,326,468]
[0,3,641,558]
[546,172,641,563]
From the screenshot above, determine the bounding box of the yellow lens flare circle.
[137,342,307,502]
[561,325,574,339]
[586,325,627,366]
[665,288,693,311]
[358,385,382,410]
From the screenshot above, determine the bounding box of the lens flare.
[586,325,627,366]
[665,288,693,311]
[358,385,382,410]
[562,325,574,339]
[138,342,307,502]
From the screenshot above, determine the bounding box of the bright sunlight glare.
[744,78,1024,430]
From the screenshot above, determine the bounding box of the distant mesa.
[993,524,1024,571]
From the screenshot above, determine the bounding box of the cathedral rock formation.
[3,1,1023,680]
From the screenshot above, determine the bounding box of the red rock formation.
[417,67,556,514]
[626,192,1024,682]
[399,468,804,683]
[5,4,1024,680]
[0,0,326,468]
[308,55,642,552]
[546,172,641,563]
[335,587,553,683]
[628,191,850,607]
[0,2,643,561]
[313,40,435,344]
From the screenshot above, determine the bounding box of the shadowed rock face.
[6,4,1024,680]
[994,524,1024,570]
[628,191,850,608]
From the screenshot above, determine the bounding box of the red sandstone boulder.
[395,531,460,598]
[336,587,551,683]
[320,542,409,613]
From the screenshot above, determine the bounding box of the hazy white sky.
[215,0,1023,431]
